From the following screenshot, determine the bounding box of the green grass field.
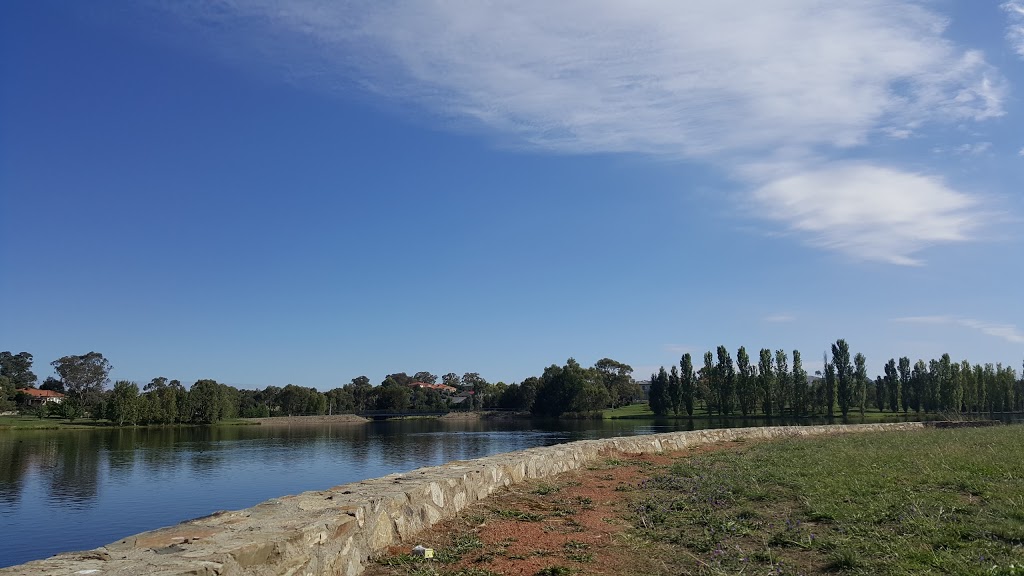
[631,425,1024,575]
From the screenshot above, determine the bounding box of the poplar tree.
[791,350,807,416]
[831,340,853,418]
[716,346,735,415]
[668,365,682,415]
[775,349,790,416]
[825,361,837,418]
[898,357,911,414]
[735,347,754,416]
[703,352,715,415]
[884,358,900,412]
[874,376,886,411]
[648,368,669,416]
[853,352,868,416]
[759,348,775,417]
[911,360,927,413]
[680,353,695,416]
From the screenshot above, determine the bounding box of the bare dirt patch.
[364,441,751,576]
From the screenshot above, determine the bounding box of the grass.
[629,425,1024,575]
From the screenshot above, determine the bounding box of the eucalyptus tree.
[735,347,755,416]
[759,348,775,417]
[680,353,695,416]
[831,340,853,418]
[775,349,790,416]
[0,352,37,389]
[51,352,112,418]
[714,346,736,415]
[791,350,807,416]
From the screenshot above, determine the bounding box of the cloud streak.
[169,1,1007,264]
[1005,1,1024,58]
[895,316,1024,344]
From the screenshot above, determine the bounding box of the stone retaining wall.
[0,422,926,576]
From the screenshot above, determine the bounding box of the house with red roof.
[18,388,65,405]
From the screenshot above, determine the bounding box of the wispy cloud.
[763,313,796,323]
[895,316,1024,344]
[951,142,992,156]
[751,164,982,265]
[169,1,1007,264]
[1005,1,1024,58]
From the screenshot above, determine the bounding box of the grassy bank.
[631,425,1024,575]
[369,425,1024,575]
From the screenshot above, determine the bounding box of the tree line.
[0,351,642,424]
[646,339,1023,418]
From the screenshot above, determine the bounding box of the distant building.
[408,382,458,394]
[19,388,65,405]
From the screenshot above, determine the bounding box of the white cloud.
[1019,147,1024,157]
[170,0,1007,264]
[895,316,1024,344]
[953,142,992,156]
[1005,1,1024,58]
[763,313,796,323]
[751,163,981,265]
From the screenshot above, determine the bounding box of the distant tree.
[413,371,438,384]
[831,340,853,418]
[702,351,715,415]
[910,360,927,413]
[40,376,64,393]
[647,367,670,417]
[884,359,900,413]
[278,384,326,415]
[376,378,410,412]
[960,360,977,413]
[791,350,807,417]
[824,360,836,418]
[0,375,14,412]
[759,348,775,417]
[853,352,868,416]
[775,349,790,416]
[874,376,886,411]
[735,347,755,417]
[898,357,911,414]
[51,352,112,418]
[938,353,961,412]
[667,365,682,415]
[594,358,638,409]
[715,346,735,415]
[106,380,140,426]
[926,359,941,412]
[533,359,607,417]
[460,373,488,410]
[680,353,695,416]
[441,373,461,389]
[0,352,37,389]
[345,376,374,412]
[188,379,226,424]
[325,387,355,414]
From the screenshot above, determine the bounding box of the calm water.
[0,414,957,567]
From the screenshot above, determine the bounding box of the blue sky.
[2,0,1022,390]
